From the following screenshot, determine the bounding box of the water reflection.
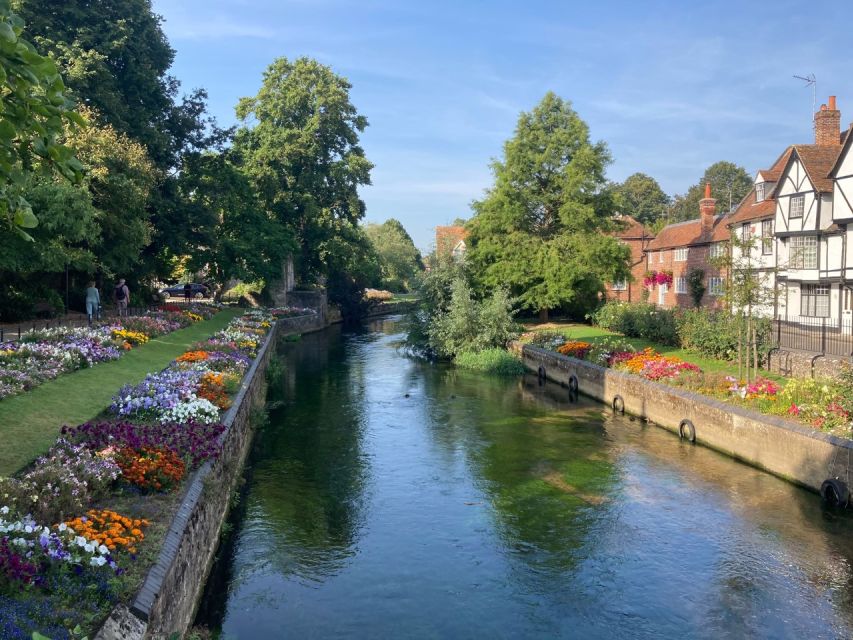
[198,318,853,639]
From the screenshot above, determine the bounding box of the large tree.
[364,218,423,292]
[467,92,630,320]
[233,57,373,284]
[668,161,752,222]
[613,172,669,225]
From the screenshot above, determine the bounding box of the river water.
[197,318,853,639]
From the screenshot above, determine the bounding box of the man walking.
[114,278,130,317]
[85,281,100,326]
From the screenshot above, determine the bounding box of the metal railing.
[775,316,853,357]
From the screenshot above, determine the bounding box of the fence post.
[821,318,827,354]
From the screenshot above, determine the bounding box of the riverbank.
[514,342,853,495]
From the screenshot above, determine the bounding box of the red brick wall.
[606,236,652,303]
[645,245,727,310]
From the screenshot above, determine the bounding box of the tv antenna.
[793,73,816,132]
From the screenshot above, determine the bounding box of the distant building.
[606,215,654,303]
[645,184,729,309]
[435,225,467,260]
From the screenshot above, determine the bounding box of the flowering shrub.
[613,348,701,381]
[110,369,203,419]
[61,421,226,468]
[177,350,210,363]
[642,271,674,288]
[556,341,592,359]
[64,510,149,554]
[116,447,186,492]
[159,398,220,424]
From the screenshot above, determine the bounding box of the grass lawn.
[523,321,784,382]
[0,308,241,475]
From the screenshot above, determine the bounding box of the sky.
[152,0,852,252]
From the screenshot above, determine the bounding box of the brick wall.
[647,244,727,310]
[607,235,652,303]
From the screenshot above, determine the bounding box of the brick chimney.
[699,183,716,232]
[815,95,841,146]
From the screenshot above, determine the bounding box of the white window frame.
[710,242,726,259]
[741,223,751,243]
[708,277,725,296]
[761,219,773,255]
[789,194,805,219]
[675,277,687,294]
[674,247,688,262]
[658,250,665,263]
[611,278,627,291]
[801,284,830,318]
[789,235,817,269]
[755,182,765,202]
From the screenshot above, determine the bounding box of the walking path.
[0,309,240,475]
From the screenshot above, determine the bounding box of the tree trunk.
[539,308,549,323]
[753,325,759,374]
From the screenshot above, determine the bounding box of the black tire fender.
[679,419,696,443]
[568,375,579,393]
[612,395,625,414]
[821,478,850,508]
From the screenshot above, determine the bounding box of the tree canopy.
[613,172,670,226]
[365,218,423,292]
[668,161,752,222]
[467,92,630,319]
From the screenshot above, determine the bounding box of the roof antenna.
[793,73,816,136]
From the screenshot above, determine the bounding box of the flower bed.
[0,309,276,638]
[0,304,220,402]
[530,330,853,437]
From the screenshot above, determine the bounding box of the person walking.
[85,281,100,326]
[184,282,192,302]
[114,278,130,317]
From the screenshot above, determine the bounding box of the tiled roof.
[790,144,842,193]
[728,148,793,225]
[612,214,653,239]
[646,214,730,250]
[435,225,467,255]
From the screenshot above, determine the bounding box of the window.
[761,219,773,255]
[789,195,805,218]
[612,278,627,291]
[801,284,830,317]
[708,277,725,296]
[675,277,687,294]
[741,223,752,243]
[674,247,688,262]
[755,182,765,202]
[710,242,726,259]
[789,235,817,269]
[658,250,665,263]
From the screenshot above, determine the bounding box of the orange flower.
[176,350,210,362]
[62,509,149,553]
[116,446,186,492]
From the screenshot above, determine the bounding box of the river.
[197,317,853,639]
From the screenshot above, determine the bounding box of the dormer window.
[755,182,765,202]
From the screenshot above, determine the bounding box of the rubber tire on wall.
[568,375,579,393]
[537,366,545,380]
[679,419,696,443]
[821,478,850,508]
[612,395,624,414]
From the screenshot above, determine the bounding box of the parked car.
[159,283,210,299]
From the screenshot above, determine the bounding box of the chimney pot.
[815,96,842,145]
[704,182,711,199]
[699,184,716,232]
[829,95,837,110]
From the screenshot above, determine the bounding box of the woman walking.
[85,281,100,325]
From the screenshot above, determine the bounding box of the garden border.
[96,313,325,639]
[514,342,853,494]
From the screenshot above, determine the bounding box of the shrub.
[454,349,525,375]
[677,309,773,364]
[590,301,678,344]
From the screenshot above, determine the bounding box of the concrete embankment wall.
[97,313,325,640]
[515,343,853,493]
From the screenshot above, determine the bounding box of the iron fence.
[775,316,853,357]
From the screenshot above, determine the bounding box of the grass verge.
[0,309,241,475]
[455,348,525,375]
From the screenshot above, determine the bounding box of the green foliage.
[687,268,705,308]
[454,348,524,376]
[590,301,679,345]
[612,172,670,225]
[234,56,373,283]
[0,2,84,237]
[467,92,630,317]
[668,161,752,222]
[364,218,423,291]
[323,222,381,321]
[427,277,519,358]
[677,308,772,364]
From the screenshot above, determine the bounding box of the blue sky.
[152,0,851,251]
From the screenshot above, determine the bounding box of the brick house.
[606,215,655,303]
[644,185,729,309]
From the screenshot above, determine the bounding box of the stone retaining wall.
[97,314,323,639]
[516,343,853,493]
[767,348,852,380]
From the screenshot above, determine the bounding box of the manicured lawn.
[0,309,241,475]
[523,321,784,382]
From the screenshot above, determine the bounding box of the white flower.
[98,544,109,555]
[76,536,87,547]
[0,506,8,514]
[58,523,68,532]
[84,542,94,553]
[90,555,107,567]
[23,524,33,534]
